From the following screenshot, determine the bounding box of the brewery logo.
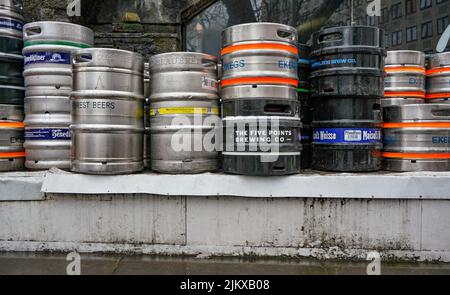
[25,128,72,140]
[0,17,23,31]
[24,52,71,65]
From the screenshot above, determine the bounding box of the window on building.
[380,7,389,24]
[391,2,403,19]
[407,26,418,42]
[406,0,417,14]
[421,21,433,38]
[437,16,449,35]
[392,30,403,45]
[420,0,432,9]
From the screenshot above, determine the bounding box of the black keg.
[298,43,313,169]
[310,26,385,172]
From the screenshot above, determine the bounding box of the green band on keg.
[297,88,311,93]
[24,40,92,49]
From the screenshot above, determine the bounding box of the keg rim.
[23,21,94,46]
[383,103,450,123]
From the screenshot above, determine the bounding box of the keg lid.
[386,50,425,67]
[23,21,94,48]
[311,26,386,56]
[73,48,144,73]
[222,22,298,48]
[383,104,450,122]
[428,52,450,69]
[149,52,218,73]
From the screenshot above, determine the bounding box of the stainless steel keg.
[0,0,24,105]
[427,52,450,103]
[149,52,220,174]
[22,21,94,170]
[383,50,426,107]
[71,48,145,175]
[221,22,298,102]
[383,104,450,171]
[0,103,24,171]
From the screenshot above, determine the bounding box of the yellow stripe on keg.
[150,107,219,116]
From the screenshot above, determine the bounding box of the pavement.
[1,252,450,275]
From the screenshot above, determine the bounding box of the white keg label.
[344,130,362,142]
[202,76,218,91]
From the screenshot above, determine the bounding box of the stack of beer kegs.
[148,52,220,174]
[298,43,312,169]
[426,52,450,103]
[22,21,93,170]
[382,50,426,107]
[143,62,150,169]
[310,26,386,172]
[221,23,302,176]
[0,0,24,172]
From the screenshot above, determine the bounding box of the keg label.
[313,128,381,144]
[24,52,71,66]
[311,58,357,69]
[202,77,218,91]
[150,107,219,116]
[0,18,23,32]
[25,128,71,140]
[234,129,294,144]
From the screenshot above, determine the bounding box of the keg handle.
[73,52,93,65]
[316,31,344,47]
[24,25,43,39]
[431,108,450,118]
[201,58,218,71]
[276,28,297,43]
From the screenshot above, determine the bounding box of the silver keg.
[427,52,450,103]
[22,21,94,170]
[383,104,450,171]
[383,50,426,107]
[71,48,145,175]
[149,52,220,173]
[0,104,24,171]
[0,0,24,105]
[221,22,298,100]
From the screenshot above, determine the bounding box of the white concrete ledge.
[0,172,46,201]
[39,169,450,200]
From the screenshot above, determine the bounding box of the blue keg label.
[311,58,357,69]
[298,58,310,65]
[24,52,71,66]
[0,18,23,32]
[25,128,71,140]
[313,128,381,144]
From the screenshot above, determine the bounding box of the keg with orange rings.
[382,104,450,171]
[0,104,24,171]
[382,50,426,107]
[426,52,450,103]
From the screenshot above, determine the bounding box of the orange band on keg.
[384,91,426,98]
[385,66,426,74]
[221,77,298,87]
[221,43,298,56]
[425,93,450,99]
[426,67,450,75]
[383,122,450,128]
[383,152,450,159]
[0,122,25,128]
[0,152,25,159]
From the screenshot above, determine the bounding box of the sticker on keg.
[0,18,23,32]
[202,76,218,91]
[234,128,294,144]
[24,52,71,66]
[150,107,219,116]
[313,128,381,144]
[25,128,71,140]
